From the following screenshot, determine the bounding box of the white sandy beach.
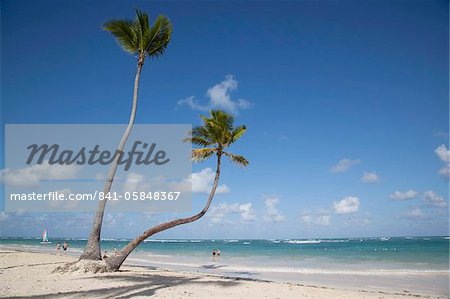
[0,248,448,299]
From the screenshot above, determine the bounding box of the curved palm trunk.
[104,154,222,271]
[80,55,145,260]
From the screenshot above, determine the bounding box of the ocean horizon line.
[1,235,449,241]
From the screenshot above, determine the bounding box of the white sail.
[41,229,50,244]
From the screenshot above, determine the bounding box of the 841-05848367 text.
[98,191,181,201]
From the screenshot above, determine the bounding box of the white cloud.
[330,158,360,173]
[123,172,150,193]
[263,196,285,222]
[177,96,208,111]
[438,165,450,178]
[333,196,360,214]
[238,203,257,222]
[208,202,256,224]
[402,207,424,219]
[104,212,125,227]
[361,171,379,183]
[435,145,450,179]
[177,75,252,114]
[48,188,79,209]
[423,191,447,208]
[170,168,230,194]
[315,215,330,226]
[435,145,450,162]
[64,212,98,228]
[190,168,230,194]
[389,190,418,201]
[0,161,81,187]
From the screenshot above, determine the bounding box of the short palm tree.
[81,10,172,261]
[104,110,249,271]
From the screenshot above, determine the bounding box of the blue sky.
[1,0,448,239]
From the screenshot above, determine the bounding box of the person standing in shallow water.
[62,241,68,255]
[56,242,61,255]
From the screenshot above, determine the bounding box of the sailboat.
[40,229,51,244]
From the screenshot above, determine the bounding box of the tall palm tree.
[81,10,172,260]
[104,110,249,271]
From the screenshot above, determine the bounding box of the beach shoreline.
[0,247,448,298]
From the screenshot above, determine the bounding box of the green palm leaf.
[192,148,216,162]
[146,15,173,57]
[224,152,249,167]
[230,125,246,144]
[103,10,172,59]
[103,20,138,54]
[185,110,249,167]
[133,10,150,51]
[184,135,212,147]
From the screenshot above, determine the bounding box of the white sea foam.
[321,239,349,243]
[283,240,321,244]
[144,239,188,243]
[126,254,450,277]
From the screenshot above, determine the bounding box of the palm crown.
[103,9,172,59]
[185,110,249,167]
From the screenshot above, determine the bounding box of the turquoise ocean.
[1,236,448,269]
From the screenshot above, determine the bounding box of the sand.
[0,249,447,299]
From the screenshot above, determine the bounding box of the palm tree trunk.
[80,55,145,260]
[104,154,222,271]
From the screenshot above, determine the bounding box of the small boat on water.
[40,229,51,244]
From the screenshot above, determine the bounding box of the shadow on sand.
[5,271,242,299]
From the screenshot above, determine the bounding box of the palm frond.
[184,136,213,147]
[208,110,234,132]
[192,148,216,162]
[192,126,216,145]
[103,10,172,59]
[230,125,246,144]
[133,10,150,51]
[187,110,248,165]
[224,152,249,167]
[103,20,138,54]
[146,15,173,58]
[198,110,233,145]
